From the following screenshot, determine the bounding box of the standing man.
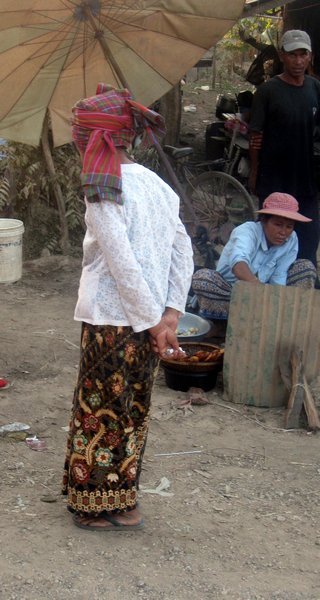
[249,30,320,268]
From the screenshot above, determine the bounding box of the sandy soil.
[1,256,320,600]
[1,82,320,600]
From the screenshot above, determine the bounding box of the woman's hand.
[148,308,182,358]
[162,307,181,333]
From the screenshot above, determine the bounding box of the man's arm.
[238,26,266,52]
[249,131,263,194]
[248,84,268,194]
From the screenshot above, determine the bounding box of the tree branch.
[242,0,295,18]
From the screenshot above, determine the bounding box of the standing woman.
[62,85,193,531]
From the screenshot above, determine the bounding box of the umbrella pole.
[147,132,198,224]
[84,5,198,224]
[41,113,69,254]
[83,5,131,89]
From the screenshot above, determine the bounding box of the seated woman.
[192,193,317,335]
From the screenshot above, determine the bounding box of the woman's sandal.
[72,513,144,531]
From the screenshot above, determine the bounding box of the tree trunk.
[41,113,69,254]
[243,0,294,18]
[158,83,182,146]
[211,47,217,89]
[1,167,16,217]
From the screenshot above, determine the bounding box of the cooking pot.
[161,342,223,392]
[163,366,221,392]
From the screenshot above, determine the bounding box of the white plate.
[177,312,211,341]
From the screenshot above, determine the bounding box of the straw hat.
[257,193,311,223]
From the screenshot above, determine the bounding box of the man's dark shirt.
[250,75,320,199]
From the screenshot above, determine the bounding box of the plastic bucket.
[0,219,24,283]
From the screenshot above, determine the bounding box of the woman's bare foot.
[108,507,142,526]
[73,514,115,529]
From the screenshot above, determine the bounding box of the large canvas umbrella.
[0,0,245,147]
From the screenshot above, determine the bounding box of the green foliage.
[221,17,279,52]
[213,11,281,93]
[0,176,10,210]
[0,141,84,257]
[52,144,85,237]
[132,145,161,174]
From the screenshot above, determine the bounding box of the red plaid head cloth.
[72,84,166,204]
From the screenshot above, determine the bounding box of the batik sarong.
[62,323,159,515]
[192,259,317,320]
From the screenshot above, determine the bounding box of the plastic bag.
[246,45,281,86]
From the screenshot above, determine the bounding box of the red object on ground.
[0,378,9,389]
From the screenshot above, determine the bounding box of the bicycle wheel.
[184,170,257,247]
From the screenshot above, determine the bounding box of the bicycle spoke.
[185,171,256,245]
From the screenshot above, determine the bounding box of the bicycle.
[162,124,256,266]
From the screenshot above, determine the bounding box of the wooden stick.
[284,350,304,429]
[302,372,320,431]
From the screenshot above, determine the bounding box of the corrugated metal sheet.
[223,282,320,407]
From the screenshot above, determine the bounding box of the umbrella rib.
[98,12,230,49]
[29,0,142,32]
[0,2,219,83]
[0,1,245,145]
[22,37,94,67]
[33,2,186,41]
[31,32,98,74]
[0,21,78,68]
[82,20,90,98]
[0,19,89,124]
[1,4,229,51]
[45,19,92,120]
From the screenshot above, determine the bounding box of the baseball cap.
[257,193,311,223]
[280,30,311,53]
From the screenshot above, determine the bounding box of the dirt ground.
[1,80,320,600]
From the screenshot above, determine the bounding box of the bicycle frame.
[222,120,250,182]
